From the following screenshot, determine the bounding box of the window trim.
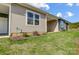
[26,10,41,26]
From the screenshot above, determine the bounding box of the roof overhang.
[47,14,58,21]
[58,17,71,24]
[17,3,59,21]
[17,3,47,15]
[17,3,70,24]
[0,4,9,14]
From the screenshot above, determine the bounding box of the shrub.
[23,32,30,37]
[10,36,24,40]
[10,32,16,37]
[42,32,47,35]
[33,31,40,36]
[10,33,24,40]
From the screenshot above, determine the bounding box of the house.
[0,3,70,36]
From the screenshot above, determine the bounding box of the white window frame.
[26,10,41,26]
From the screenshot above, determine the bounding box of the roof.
[58,17,71,24]
[17,3,70,24]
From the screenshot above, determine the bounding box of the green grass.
[0,30,79,55]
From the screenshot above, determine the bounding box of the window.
[59,20,66,31]
[27,12,33,25]
[60,20,64,28]
[35,14,39,25]
[27,11,40,25]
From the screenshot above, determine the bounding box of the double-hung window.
[27,12,33,25]
[27,11,40,25]
[35,14,39,25]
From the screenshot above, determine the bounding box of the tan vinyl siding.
[10,4,47,33]
[54,20,59,32]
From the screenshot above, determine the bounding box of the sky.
[30,3,79,23]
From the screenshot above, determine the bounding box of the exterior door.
[0,17,8,34]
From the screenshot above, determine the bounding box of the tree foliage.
[69,22,79,29]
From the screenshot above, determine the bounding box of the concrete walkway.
[0,36,9,38]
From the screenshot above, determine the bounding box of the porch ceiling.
[47,15,58,21]
[0,5,9,14]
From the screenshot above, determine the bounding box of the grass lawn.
[0,30,79,55]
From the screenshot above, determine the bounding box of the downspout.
[58,19,61,31]
[45,14,48,33]
[9,4,11,36]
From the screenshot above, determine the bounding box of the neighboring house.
[0,3,70,36]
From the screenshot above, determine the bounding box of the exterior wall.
[47,20,59,32]
[66,23,69,30]
[54,20,59,32]
[10,4,47,34]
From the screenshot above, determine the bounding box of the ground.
[0,30,79,55]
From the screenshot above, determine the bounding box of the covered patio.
[47,14,59,32]
[0,4,9,35]
[47,20,58,32]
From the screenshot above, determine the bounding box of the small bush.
[33,31,40,36]
[23,32,30,37]
[42,33,47,35]
[10,33,24,40]
[10,32,16,37]
[10,36,24,40]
